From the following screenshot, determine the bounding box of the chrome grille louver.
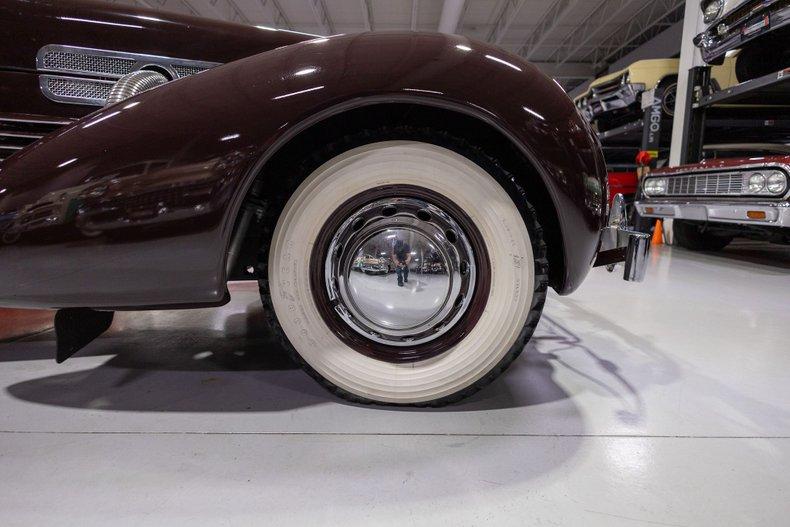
[171,64,211,78]
[41,76,115,106]
[41,50,137,77]
[36,45,221,106]
[665,172,745,196]
[0,116,72,163]
[590,73,625,98]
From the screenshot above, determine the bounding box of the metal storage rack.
[678,66,790,164]
[596,79,676,170]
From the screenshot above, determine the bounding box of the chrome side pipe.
[594,193,651,282]
[105,70,169,106]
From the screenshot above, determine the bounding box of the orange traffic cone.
[651,219,664,246]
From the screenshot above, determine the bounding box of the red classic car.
[0,0,649,406]
[636,154,789,250]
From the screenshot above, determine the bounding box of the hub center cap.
[324,197,476,347]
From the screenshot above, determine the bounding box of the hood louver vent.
[0,115,73,164]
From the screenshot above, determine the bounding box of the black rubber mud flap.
[54,308,114,363]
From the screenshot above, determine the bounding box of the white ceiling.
[104,0,687,90]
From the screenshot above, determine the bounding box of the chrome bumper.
[635,200,790,227]
[581,83,645,120]
[594,194,651,282]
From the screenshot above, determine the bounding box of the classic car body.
[636,154,790,249]
[0,1,616,307]
[607,171,640,205]
[574,57,740,129]
[574,59,683,122]
[0,0,649,405]
[357,255,391,275]
[695,0,790,73]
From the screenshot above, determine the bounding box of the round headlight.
[703,0,722,23]
[748,173,766,193]
[717,23,728,36]
[767,172,787,194]
[644,178,667,196]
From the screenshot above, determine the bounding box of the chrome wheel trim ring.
[324,197,476,347]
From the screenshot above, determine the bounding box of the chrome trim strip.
[0,131,45,139]
[0,117,73,126]
[635,200,790,227]
[0,145,25,151]
[36,44,221,80]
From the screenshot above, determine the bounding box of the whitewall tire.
[262,131,547,406]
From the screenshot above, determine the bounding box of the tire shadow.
[3,299,654,417]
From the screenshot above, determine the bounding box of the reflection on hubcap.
[325,197,476,347]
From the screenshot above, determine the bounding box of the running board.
[54,308,114,363]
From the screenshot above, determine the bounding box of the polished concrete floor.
[0,241,788,526]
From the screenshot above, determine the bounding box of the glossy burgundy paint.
[0,0,311,70]
[0,0,313,120]
[0,26,606,309]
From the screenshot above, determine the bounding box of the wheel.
[673,220,733,251]
[661,82,677,117]
[259,128,548,406]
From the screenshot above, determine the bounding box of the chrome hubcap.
[324,197,476,347]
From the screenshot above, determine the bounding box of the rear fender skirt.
[0,32,606,309]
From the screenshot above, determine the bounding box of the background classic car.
[636,153,790,250]
[695,0,790,80]
[574,56,742,132]
[0,0,647,406]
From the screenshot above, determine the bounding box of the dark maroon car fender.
[0,31,606,309]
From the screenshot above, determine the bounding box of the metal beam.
[178,0,199,16]
[224,0,252,23]
[308,0,335,35]
[533,61,596,79]
[411,0,419,31]
[589,0,685,68]
[260,0,293,29]
[549,0,639,66]
[486,0,527,45]
[359,0,373,31]
[181,0,224,19]
[670,0,707,167]
[519,0,578,60]
[438,0,465,34]
[608,19,683,72]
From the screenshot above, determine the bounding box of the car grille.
[42,76,115,105]
[36,45,221,106]
[665,172,745,196]
[0,115,72,163]
[41,50,137,77]
[171,64,211,78]
[591,73,625,98]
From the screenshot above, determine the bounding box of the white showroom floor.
[0,241,788,526]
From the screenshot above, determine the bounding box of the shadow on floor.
[674,240,790,272]
[3,301,644,416]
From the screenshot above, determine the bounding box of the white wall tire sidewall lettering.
[269,141,534,404]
